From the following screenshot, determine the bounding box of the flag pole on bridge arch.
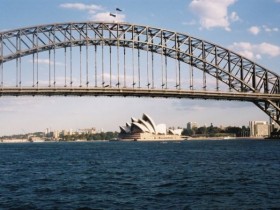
[109,8,123,22]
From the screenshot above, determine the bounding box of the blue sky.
[1,0,280,135]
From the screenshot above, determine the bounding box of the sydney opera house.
[118,113,184,141]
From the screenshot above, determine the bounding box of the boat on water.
[223,136,236,140]
[109,138,120,142]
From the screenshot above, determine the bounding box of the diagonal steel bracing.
[0,22,280,125]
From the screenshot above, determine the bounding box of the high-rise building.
[249,121,270,137]
[187,122,198,130]
[45,128,50,135]
[51,130,60,139]
[62,130,68,136]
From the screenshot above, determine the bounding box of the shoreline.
[1,137,278,143]
[187,137,267,140]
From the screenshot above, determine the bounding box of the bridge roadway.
[1,87,279,101]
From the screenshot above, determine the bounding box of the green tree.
[196,126,207,135]
[182,128,193,136]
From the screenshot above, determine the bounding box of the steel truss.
[0,22,280,124]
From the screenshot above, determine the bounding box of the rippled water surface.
[0,140,280,209]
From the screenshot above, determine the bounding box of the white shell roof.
[119,113,176,136]
[131,122,150,133]
[142,113,157,133]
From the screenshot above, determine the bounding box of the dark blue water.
[0,140,280,209]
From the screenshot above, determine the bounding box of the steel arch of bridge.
[0,22,280,124]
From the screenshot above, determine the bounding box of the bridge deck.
[1,87,279,101]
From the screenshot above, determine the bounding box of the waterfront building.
[51,130,60,139]
[187,122,198,130]
[78,128,96,134]
[249,121,270,137]
[45,128,50,135]
[119,114,184,140]
[62,130,69,136]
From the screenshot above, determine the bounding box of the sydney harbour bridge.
[0,22,280,125]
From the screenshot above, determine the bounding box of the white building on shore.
[249,121,270,137]
[119,114,184,141]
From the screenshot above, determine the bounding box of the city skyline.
[1,0,280,135]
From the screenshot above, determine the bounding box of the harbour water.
[0,140,279,209]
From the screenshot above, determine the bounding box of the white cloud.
[263,25,279,33]
[29,58,51,65]
[60,3,125,22]
[248,26,260,35]
[256,54,262,59]
[189,0,237,31]
[182,20,196,26]
[60,3,103,12]
[258,42,280,57]
[230,11,240,22]
[0,98,54,113]
[247,25,279,35]
[0,28,9,32]
[29,59,64,66]
[90,12,125,22]
[229,42,280,60]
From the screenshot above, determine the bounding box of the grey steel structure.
[0,22,280,124]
